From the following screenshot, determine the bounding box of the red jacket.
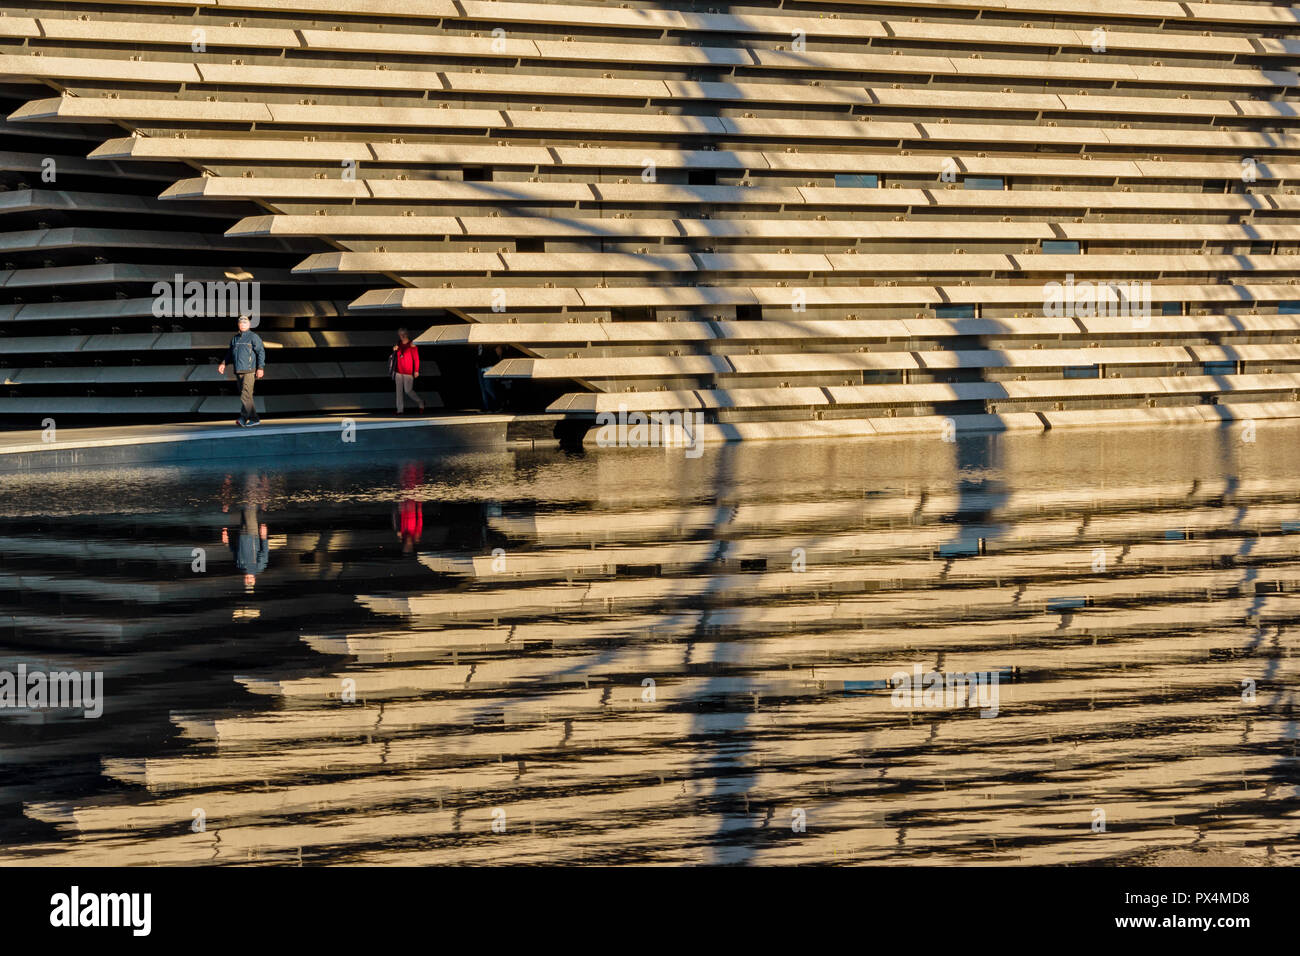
[397,500,422,540]
[394,343,419,375]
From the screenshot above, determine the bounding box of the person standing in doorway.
[392,328,426,414]
[477,344,505,412]
[218,314,266,427]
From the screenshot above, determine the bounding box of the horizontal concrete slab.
[0,414,564,473]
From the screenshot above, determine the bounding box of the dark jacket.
[224,331,266,373]
[230,532,269,575]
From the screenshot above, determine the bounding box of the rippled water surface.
[0,424,1297,865]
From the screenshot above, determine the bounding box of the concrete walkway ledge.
[689,401,1300,443]
[5,402,1299,473]
[0,414,565,473]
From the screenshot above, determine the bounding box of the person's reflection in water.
[393,461,424,553]
[222,502,269,591]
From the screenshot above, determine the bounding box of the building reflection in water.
[0,424,1297,866]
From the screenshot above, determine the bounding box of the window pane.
[1043,240,1081,255]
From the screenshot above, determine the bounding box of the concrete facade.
[3,0,1300,435]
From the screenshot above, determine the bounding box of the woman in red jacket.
[392,328,426,414]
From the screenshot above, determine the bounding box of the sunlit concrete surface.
[3,401,1298,476]
[0,424,1295,866]
[4,1,1300,430]
[0,414,564,471]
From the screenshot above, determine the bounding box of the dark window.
[1161,302,1183,315]
[1064,365,1099,379]
[1043,240,1081,255]
[463,167,491,182]
[1280,302,1300,314]
[964,177,1004,190]
[688,170,716,186]
[936,304,976,319]
[1203,361,1236,376]
[515,238,545,253]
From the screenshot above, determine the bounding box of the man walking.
[218,314,266,426]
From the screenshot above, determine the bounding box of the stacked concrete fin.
[3,0,1300,432]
